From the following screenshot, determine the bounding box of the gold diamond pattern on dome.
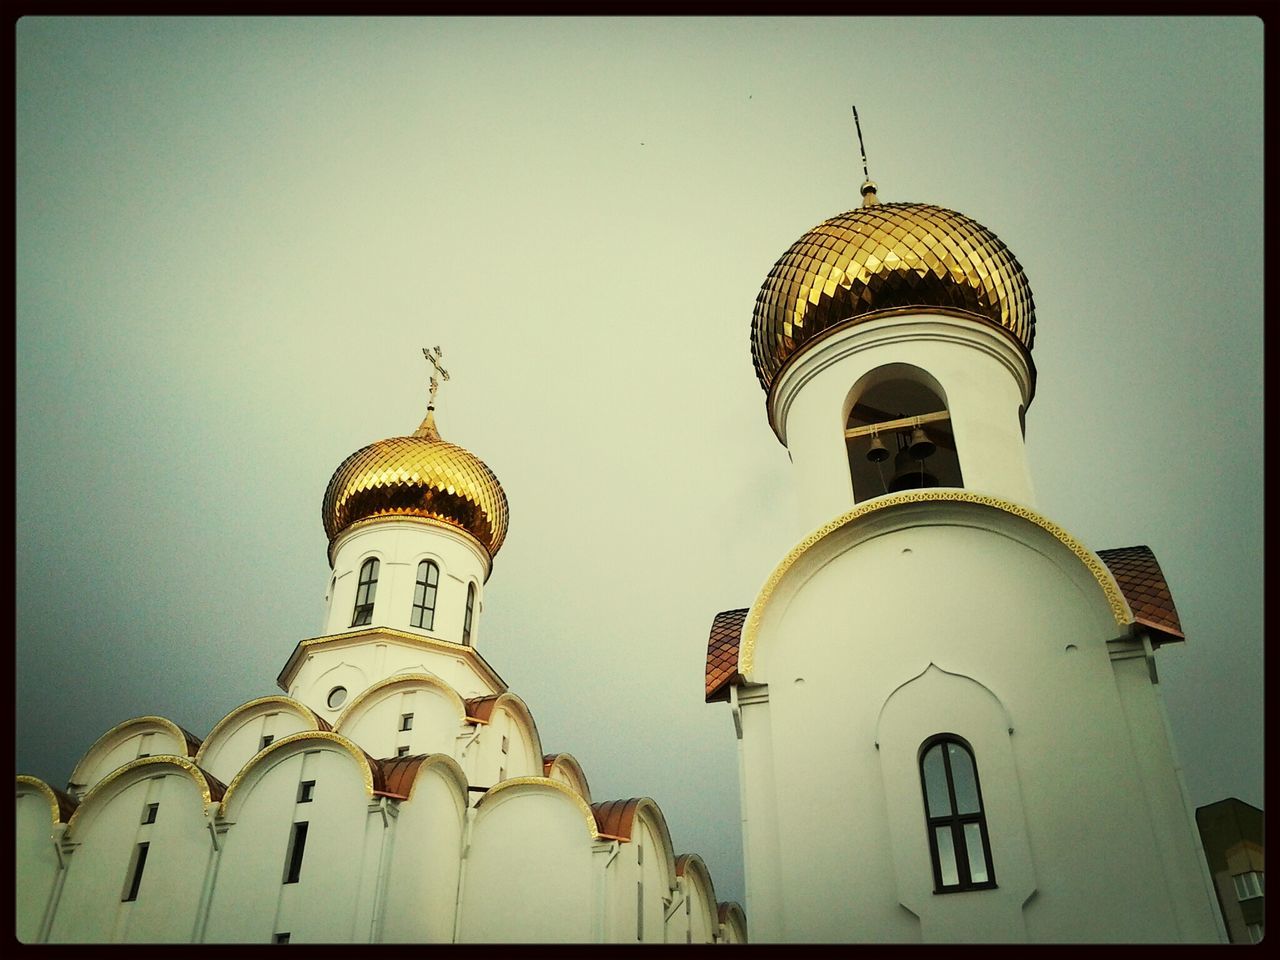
[322,433,508,558]
[751,202,1035,392]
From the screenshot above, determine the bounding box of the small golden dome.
[751,199,1035,393]
[322,407,509,559]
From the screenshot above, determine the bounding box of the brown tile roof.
[377,754,430,799]
[591,798,643,841]
[50,783,79,822]
[178,725,204,756]
[674,853,693,877]
[465,695,499,724]
[200,767,228,803]
[542,753,557,776]
[1098,545,1185,644]
[705,608,748,703]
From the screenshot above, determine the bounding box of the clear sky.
[16,17,1263,906]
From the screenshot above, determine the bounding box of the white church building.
[701,178,1227,942]
[18,162,1226,944]
[16,363,746,944]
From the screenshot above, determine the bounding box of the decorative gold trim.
[333,673,468,730]
[220,731,375,812]
[328,514,494,577]
[478,776,601,840]
[194,696,323,766]
[71,715,196,785]
[740,490,1131,677]
[66,756,213,833]
[17,775,64,826]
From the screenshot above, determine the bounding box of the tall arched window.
[919,735,995,892]
[351,558,379,627]
[462,582,476,645]
[411,560,440,630]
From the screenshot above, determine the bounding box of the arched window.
[463,582,476,645]
[351,558,379,627]
[411,560,440,630]
[846,368,962,503]
[919,735,995,892]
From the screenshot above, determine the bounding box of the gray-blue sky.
[16,17,1263,905]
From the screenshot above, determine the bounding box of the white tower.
[709,177,1225,942]
[279,349,511,721]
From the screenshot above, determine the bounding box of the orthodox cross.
[423,345,450,405]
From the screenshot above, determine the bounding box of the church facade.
[16,360,746,944]
[703,179,1226,942]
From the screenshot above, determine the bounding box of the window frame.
[411,560,440,630]
[919,734,997,894]
[463,582,476,645]
[351,557,379,627]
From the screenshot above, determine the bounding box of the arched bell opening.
[845,369,963,503]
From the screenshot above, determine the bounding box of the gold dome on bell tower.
[321,348,509,563]
[750,177,1036,396]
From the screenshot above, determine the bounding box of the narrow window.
[297,780,315,803]
[920,735,996,893]
[396,745,410,758]
[274,932,291,944]
[283,822,309,884]
[498,766,505,781]
[411,560,440,630]
[141,803,159,825]
[637,880,644,940]
[1234,871,1264,900]
[351,558,379,627]
[463,582,476,645]
[260,734,274,750]
[399,713,414,732]
[122,842,150,901]
[501,735,509,755]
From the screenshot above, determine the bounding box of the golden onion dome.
[322,406,509,560]
[751,181,1035,393]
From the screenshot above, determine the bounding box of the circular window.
[326,686,348,709]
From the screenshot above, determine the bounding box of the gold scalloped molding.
[17,775,66,826]
[479,776,601,840]
[740,490,1130,677]
[220,731,375,811]
[66,756,214,833]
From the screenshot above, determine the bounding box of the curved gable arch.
[218,731,383,818]
[479,777,601,842]
[592,797,678,886]
[485,693,544,778]
[675,853,719,940]
[334,672,468,731]
[380,752,469,804]
[195,696,330,782]
[69,716,201,795]
[17,775,78,826]
[543,753,592,805]
[740,490,1134,680]
[65,756,224,837]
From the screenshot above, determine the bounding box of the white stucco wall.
[460,786,596,942]
[203,745,376,943]
[16,784,62,943]
[740,505,1221,942]
[49,769,212,943]
[380,762,466,943]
